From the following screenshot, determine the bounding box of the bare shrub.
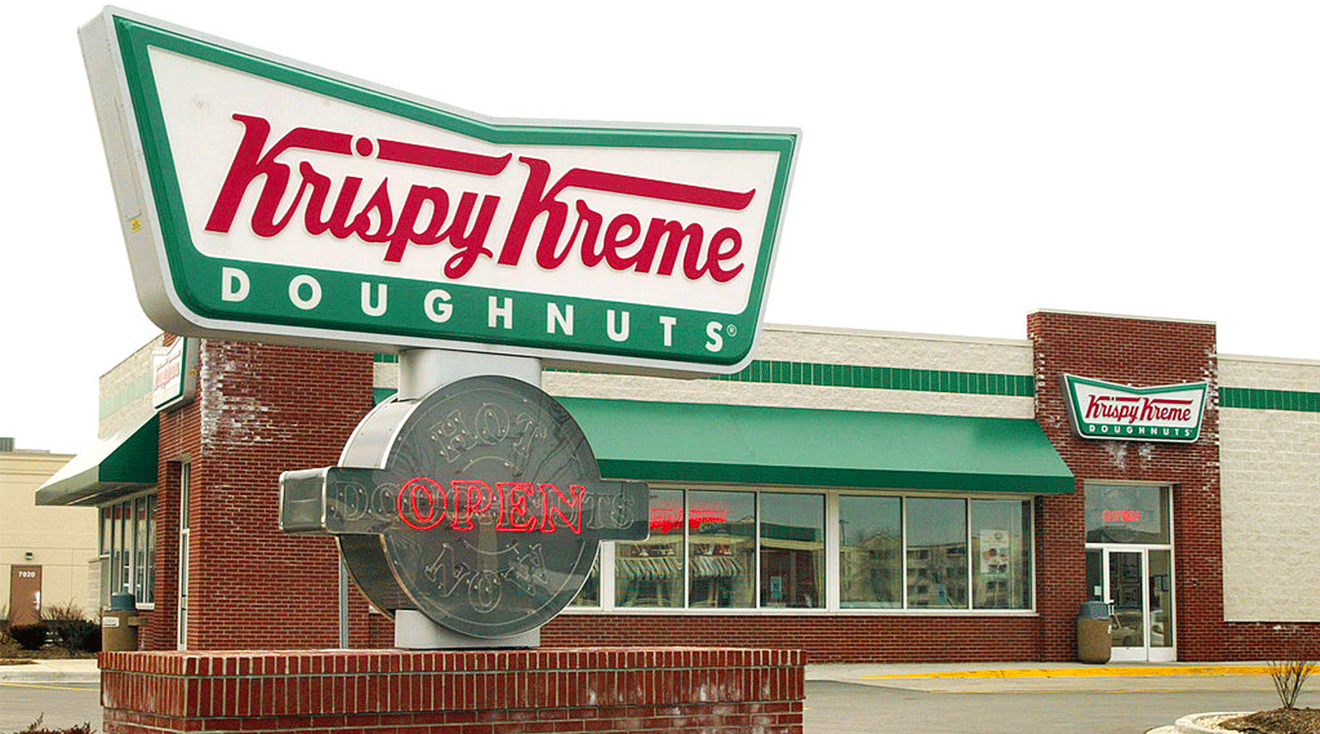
[15,713,96,733]
[1268,656,1316,710]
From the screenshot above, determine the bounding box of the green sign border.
[106,14,797,371]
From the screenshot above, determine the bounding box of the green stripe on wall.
[373,358,1033,401]
[1221,387,1320,412]
[709,360,1034,397]
[98,373,153,418]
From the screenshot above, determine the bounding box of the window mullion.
[825,492,840,612]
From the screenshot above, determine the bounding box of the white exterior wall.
[544,324,1034,418]
[1219,355,1320,622]
[99,336,163,439]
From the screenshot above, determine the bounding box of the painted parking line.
[862,665,1272,680]
[0,682,98,692]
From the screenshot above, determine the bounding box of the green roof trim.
[559,398,1074,494]
[1221,386,1320,412]
[35,414,159,506]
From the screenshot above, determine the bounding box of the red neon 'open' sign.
[396,477,586,534]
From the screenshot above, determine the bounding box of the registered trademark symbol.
[726,324,738,337]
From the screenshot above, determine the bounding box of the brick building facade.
[36,311,1320,662]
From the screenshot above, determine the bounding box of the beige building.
[0,440,94,624]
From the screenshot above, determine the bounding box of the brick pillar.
[1028,311,1223,661]
[149,339,375,651]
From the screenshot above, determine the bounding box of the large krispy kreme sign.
[1061,373,1208,443]
[81,9,797,373]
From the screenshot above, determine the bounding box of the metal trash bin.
[1077,600,1111,664]
[102,592,143,652]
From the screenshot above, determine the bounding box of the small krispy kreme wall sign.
[81,9,797,374]
[1061,373,1208,443]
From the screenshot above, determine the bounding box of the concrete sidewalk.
[0,658,100,684]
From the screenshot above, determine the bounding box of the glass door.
[1087,547,1175,662]
[1108,551,1145,659]
[1084,483,1175,662]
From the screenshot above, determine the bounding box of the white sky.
[4,2,1319,455]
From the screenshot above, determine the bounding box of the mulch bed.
[1223,708,1320,734]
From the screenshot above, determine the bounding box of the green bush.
[49,619,101,653]
[8,623,48,650]
[40,602,99,653]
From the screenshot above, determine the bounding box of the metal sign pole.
[393,348,542,650]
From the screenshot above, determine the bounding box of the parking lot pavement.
[4,658,1317,734]
[804,662,1319,734]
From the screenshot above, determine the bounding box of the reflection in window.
[971,499,1031,610]
[906,498,967,609]
[760,493,824,608]
[616,489,685,607]
[839,495,902,608]
[569,555,600,607]
[688,491,755,608]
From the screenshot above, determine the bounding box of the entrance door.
[1087,548,1174,662]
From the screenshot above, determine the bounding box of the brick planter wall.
[99,648,804,734]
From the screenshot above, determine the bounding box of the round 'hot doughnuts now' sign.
[280,375,648,638]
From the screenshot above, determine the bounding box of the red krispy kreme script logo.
[204,114,755,283]
[1083,395,1194,425]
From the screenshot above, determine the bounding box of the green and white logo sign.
[81,10,797,374]
[1061,374,1208,443]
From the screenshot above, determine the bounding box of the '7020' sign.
[82,10,797,374]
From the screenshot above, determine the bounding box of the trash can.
[102,592,142,652]
[1077,600,1112,664]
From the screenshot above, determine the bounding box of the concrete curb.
[0,659,100,685]
[1171,712,1251,733]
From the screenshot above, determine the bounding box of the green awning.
[559,398,1074,494]
[35,414,159,506]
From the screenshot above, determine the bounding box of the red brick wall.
[544,614,1039,663]
[145,338,376,651]
[1028,311,1224,661]
[99,648,804,734]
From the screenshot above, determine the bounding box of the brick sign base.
[99,647,804,734]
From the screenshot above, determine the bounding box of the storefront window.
[839,495,902,608]
[616,489,685,607]
[971,499,1032,610]
[1085,484,1170,544]
[760,493,824,608]
[906,498,968,609]
[566,488,1035,614]
[688,491,755,608]
[99,493,156,606]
